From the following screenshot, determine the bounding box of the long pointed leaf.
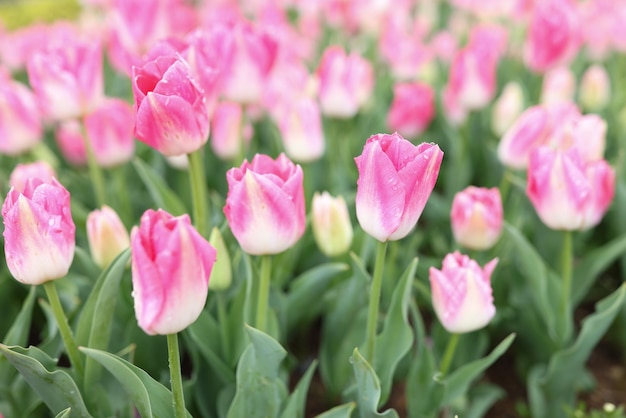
[350,348,399,418]
[280,360,318,418]
[132,157,187,215]
[315,403,356,418]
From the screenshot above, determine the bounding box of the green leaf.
[319,254,369,397]
[280,360,318,418]
[226,326,288,418]
[186,310,235,384]
[350,348,399,418]
[438,333,516,405]
[0,345,92,418]
[464,384,506,418]
[572,234,626,306]
[55,408,72,418]
[80,346,190,418]
[374,258,417,405]
[286,263,349,332]
[502,223,560,340]
[528,284,626,418]
[132,157,187,215]
[75,249,131,390]
[315,403,356,418]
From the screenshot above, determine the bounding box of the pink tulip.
[387,82,435,139]
[132,53,209,157]
[0,74,42,156]
[312,192,353,257]
[210,102,252,161]
[550,114,607,163]
[523,0,581,72]
[447,44,497,111]
[277,97,325,163]
[8,161,56,193]
[85,98,136,167]
[2,178,75,285]
[317,46,374,118]
[224,153,305,255]
[131,209,216,335]
[451,187,503,250]
[55,121,87,166]
[355,133,443,242]
[497,102,580,170]
[27,39,104,121]
[430,252,498,333]
[87,206,130,269]
[527,146,615,230]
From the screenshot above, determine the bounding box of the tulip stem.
[167,333,186,418]
[187,149,210,237]
[80,119,107,207]
[560,230,573,334]
[216,292,230,359]
[42,282,84,379]
[256,255,272,333]
[364,240,388,364]
[439,333,460,377]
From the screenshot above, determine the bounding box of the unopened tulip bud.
[540,66,576,105]
[579,64,610,112]
[278,97,325,163]
[492,82,524,136]
[451,187,503,250]
[312,192,353,257]
[208,227,232,291]
[430,252,498,333]
[2,178,75,285]
[87,205,130,269]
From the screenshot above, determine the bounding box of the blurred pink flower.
[8,162,56,193]
[317,46,374,118]
[430,252,498,333]
[579,64,610,112]
[540,67,576,106]
[387,82,435,139]
[27,38,104,122]
[0,73,42,156]
[451,187,503,250]
[2,178,75,285]
[355,133,443,242]
[131,209,216,335]
[527,146,615,230]
[224,153,305,255]
[523,0,581,72]
[277,97,325,163]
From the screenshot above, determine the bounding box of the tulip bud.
[224,153,305,255]
[387,82,436,139]
[429,252,498,333]
[131,209,216,335]
[312,192,353,257]
[210,102,246,161]
[278,97,325,163]
[540,66,576,105]
[491,82,524,136]
[451,187,503,250]
[355,133,443,242]
[208,227,232,291]
[0,75,42,156]
[579,64,610,112]
[8,161,56,193]
[2,178,75,285]
[87,206,130,269]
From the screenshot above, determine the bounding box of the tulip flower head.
[527,146,615,231]
[312,192,354,257]
[355,133,443,242]
[451,187,503,250]
[131,209,216,335]
[87,205,130,269]
[2,178,75,285]
[429,252,498,333]
[0,75,42,156]
[8,161,56,193]
[224,153,306,255]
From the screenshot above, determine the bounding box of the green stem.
[216,293,230,360]
[499,169,511,206]
[80,119,107,207]
[364,240,388,364]
[439,333,460,377]
[42,282,84,378]
[187,149,210,237]
[167,333,186,418]
[112,165,133,225]
[560,230,573,325]
[256,256,272,333]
